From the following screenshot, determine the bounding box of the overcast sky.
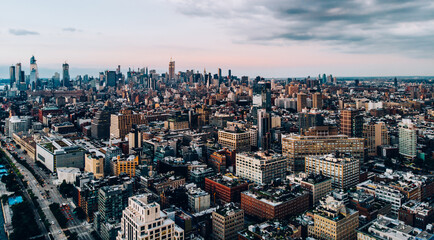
[1,0,434,78]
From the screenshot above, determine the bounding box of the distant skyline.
[1,0,434,78]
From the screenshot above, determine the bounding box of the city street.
[3,136,94,240]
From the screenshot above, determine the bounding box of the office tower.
[305,154,360,190]
[110,110,146,138]
[282,134,364,172]
[228,69,231,79]
[340,108,363,137]
[297,112,324,134]
[96,182,133,240]
[62,62,70,87]
[258,81,271,111]
[85,152,104,179]
[169,58,175,80]
[15,63,24,84]
[257,109,271,150]
[236,151,286,184]
[212,203,244,240]
[297,93,307,112]
[218,68,222,83]
[9,65,15,87]
[399,119,417,159]
[117,194,184,240]
[218,127,251,152]
[91,110,111,140]
[106,70,116,87]
[312,92,323,109]
[394,77,398,88]
[29,55,38,86]
[309,196,359,240]
[363,122,389,156]
[187,187,210,213]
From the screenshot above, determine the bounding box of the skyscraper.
[258,109,271,151]
[399,119,417,159]
[297,93,307,112]
[62,62,70,87]
[30,56,38,88]
[340,109,363,138]
[363,122,389,156]
[9,65,15,87]
[169,58,175,80]
[312,92,323,109]
[106,70,116,87]
[259,81,271,111]
[15,63,22,83]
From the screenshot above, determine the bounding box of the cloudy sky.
[1,0,433,78]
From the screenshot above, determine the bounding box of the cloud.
[62,27,79,32]
[169,0,434,57]
[9,29,39,36]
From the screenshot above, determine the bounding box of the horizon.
[1,0,434,78]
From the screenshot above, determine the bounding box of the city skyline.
[1,0,434,78]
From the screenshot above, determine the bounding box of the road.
[10,141,94,240]
[1,145,65,240]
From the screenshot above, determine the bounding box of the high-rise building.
[297,112,324,134]
[312,92,323,109]
[305,154,360,190]
[110,110,146,138]
[62,62,70,87]
[308,196,359,240]
[212,203,244,240]
[257,109,271,150]
[117,194,184,240]
[218,127,251,152]
[236,151,286,184]
[106,70,116,87]
[96,182,133,240]
[15,63,22,83]
[29,55,38,87]
[282,134,364,172]
[363,122,389,156]
[169,58,175,80]
[340,108,363,137]
[91,110,111,140]
[259,81,271,111]
[9,65,15,87]
[297,93,307,112]
[399,119,417,159]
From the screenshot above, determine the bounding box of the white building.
[56,167,81,185]
[305,154,359,190]
[399,119,417,159]
[4,116,32,137]
[236,151,286,184]
[36,138,85,172]
[117,194,184,240]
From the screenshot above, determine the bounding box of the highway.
[4,136,94,240]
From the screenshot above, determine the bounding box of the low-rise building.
[204,173,249,204]
[36,138,85,172]
[241,184,309,220]
[398,200,434,230]
[187,186,210,213]
[308,195,359,240]
[357,215,433,240]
